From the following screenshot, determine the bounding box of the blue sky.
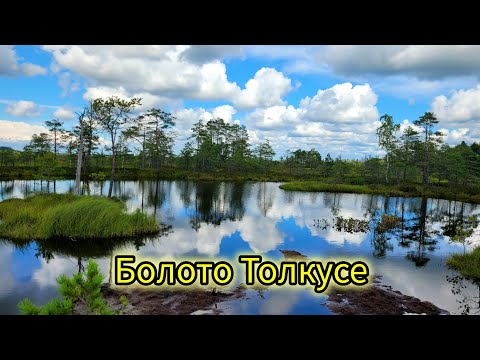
[1,45,480,158]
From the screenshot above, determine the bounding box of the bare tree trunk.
[108,137,116,198]
[385,154,389,184]
[141,130,146,169]
[54,129,57,157]
[75,118,85,195]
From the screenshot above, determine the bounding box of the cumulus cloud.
[246,45,480,80]
[53,107,75,120]
[429,85,480,145]
[432,85,480,125]
[211,105,236,123]
[5,100,42,117]
[243,82,381,157]
[233,67,293,109]
[246,105,302,131]
[246,46,480,99]
[0,45,46,77]
[42,46,296,114]
[300,83,378,124]
[43,45,240,102]
[322,45,480,80]
[0,120,49,141]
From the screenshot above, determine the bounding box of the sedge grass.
[0,193,160,240]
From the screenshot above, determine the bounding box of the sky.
[1,45,479,159]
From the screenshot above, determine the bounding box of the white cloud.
[212,105,236,123]
[300,83,378,124]
[430,85,480,145]
[0,120,49,141]
[234,67,293,109]
[0,45,46,77]
[371,75,477,100]
[21,63,47,76]
[322,45,480,80]
[246,45,480,80]
[432,85,480,125]
[43,45,241,102]
[125,82,381,158]
[42,46,297,118]
[246,105,302,131]
[5,100,42,117]
[53,107,75,120]
[0,46,18,75]
[244,83,381,157]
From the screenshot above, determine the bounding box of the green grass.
[0,193,160,240]
[279,181,480,204]
[447,247,480,281]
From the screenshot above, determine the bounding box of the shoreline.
[279,181,480,205]
[96,277,449,315]
[2,175,480,205]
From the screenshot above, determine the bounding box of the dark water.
[0,179,479,315]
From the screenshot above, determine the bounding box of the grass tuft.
[279,181,480,204]
[0,193,160,240]
[447,247,480,281]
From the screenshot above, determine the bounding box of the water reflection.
[0,180,479,314]
[446,274,480,315]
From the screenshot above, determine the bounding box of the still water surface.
[0,180,479,315]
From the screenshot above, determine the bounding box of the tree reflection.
[371,212,401,259]
[184,182,247,230]
[446,274,480,315]
[0,181,15,199]
[401,198,438,267]
[441,200,465,238]
[2,225,172,281]
[371,229,394,259]
[146,179,168,216]
[362,194,382,219]
[257,182,273,217]
[323,193,341,217]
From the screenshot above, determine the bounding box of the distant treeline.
[0,96,479,191]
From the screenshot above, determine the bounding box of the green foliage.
[377,114,400,183]
[119,295,129,308]
[93,96,142,197]
[35,152,63,181]
[18,297,74,315]
[189,118,252,172]
[413,112,443,186]
[2,103,480,208]
[17,298,42,315]
[18,260,115,315]
[447,247,480,281]
[45,119,66,156]
[448,216,478,255]
[279,181,480,204]
[90,171,107,181]
[0,193,160,240]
